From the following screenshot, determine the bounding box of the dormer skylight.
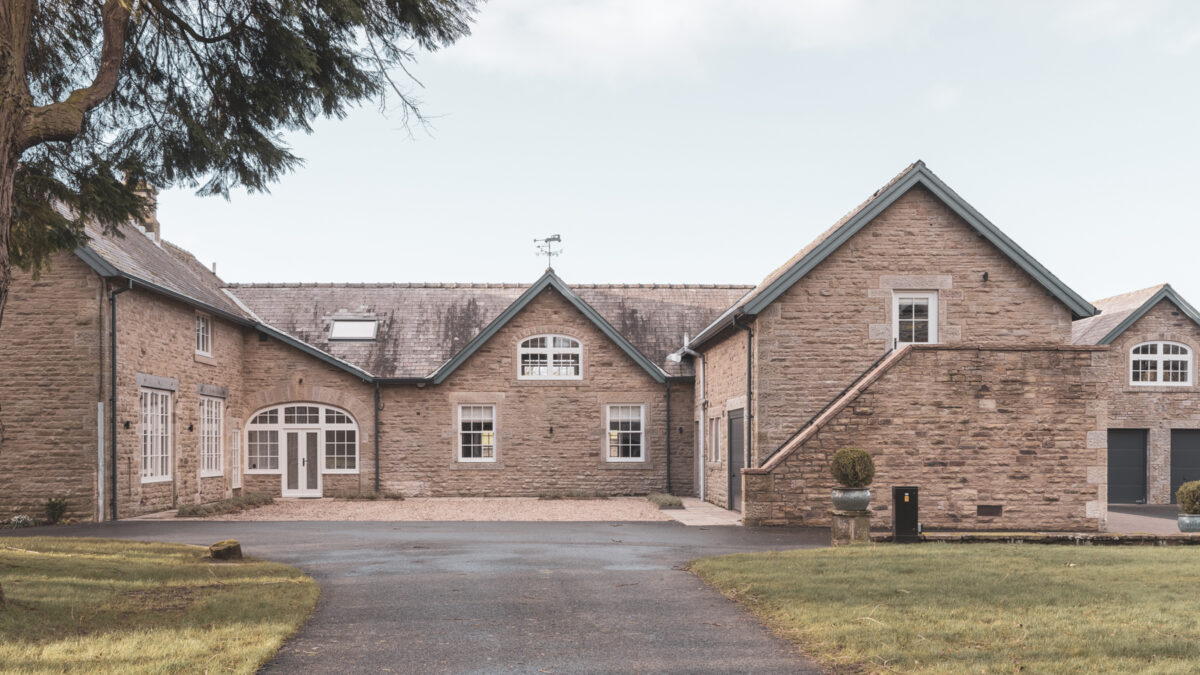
[329,319,378,341]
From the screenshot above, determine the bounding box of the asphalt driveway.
[5,520,826,674]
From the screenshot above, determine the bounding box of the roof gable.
[1073,284,1200,345]
[429,270,668,384]
[691,161,1096,347]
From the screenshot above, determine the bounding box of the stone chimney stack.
[134,183,161,243]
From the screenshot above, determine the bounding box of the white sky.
[158,0,1200,306]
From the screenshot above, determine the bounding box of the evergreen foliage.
[829,448,875,488]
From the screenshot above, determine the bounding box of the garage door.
[1108,430,1147,504]
[1171,430,1200,504]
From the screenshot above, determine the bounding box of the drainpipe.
[664,380,671,494]
[109,280,132,521]
[374,381,381,494]
[677,338,705,502]
[733,314,753,471]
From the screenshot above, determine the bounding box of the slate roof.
[224,280,751,379]
[1071,284,1200,345]
[76,220,250,319]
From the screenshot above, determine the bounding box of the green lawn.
[690,544,1200,674]
[0,537,319,674]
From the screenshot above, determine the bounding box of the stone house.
[1,160,1196,531]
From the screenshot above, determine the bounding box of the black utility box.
[892,486,919,542]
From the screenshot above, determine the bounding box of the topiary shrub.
[1178,481,1200,515]
[44,497,68,525]
[830,448,875,488]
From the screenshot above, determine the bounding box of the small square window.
[893,292,938,346]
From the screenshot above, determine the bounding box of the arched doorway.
[244,403,359,498]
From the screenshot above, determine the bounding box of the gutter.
[374,382,381,494]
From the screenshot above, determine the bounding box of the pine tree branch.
[143,0,245,45]
[17,0,131,151]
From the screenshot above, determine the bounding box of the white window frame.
[458,404,497,462]
[139,388,172,483]
[195,312,212,356]
[329,319,378,341]
[1130,341,1193,387]
[244,403,360,474]
[892,291,939,346]
[518,334,583,380]
[709,417,721,462]
[199,396,223,478]
[605,404,646,463]
[231,428,242,489]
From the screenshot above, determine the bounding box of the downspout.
[374,381,381,494]
[664,380,671,494]
[679,340,704,502]
[733,315,752,500]
[109,280,132,521]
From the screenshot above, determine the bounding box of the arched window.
[245,403,360,474]
[518,335,582,380]
[1130,341,1193,386]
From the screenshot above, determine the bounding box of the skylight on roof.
[329,320,377,341]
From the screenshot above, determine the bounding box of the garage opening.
[1107,429,1148,504]
[1171,430,1200,504]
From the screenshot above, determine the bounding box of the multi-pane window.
[231,430,242,489]
[709,417,721,462]
[139,388,172,481]
[1131,341,1193,386]
[519,335,582,379]
[246,430,280,471]
[459,405,496,461]
[284,405,320,424]
[607,404,645,462]
[893,292,938,345]
[195,313,211,356]
[199,397,223,477]
[246,404,359,473]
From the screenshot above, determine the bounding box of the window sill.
[244,469,280,475]
[141,476,172,484]
[194,353,217,367]
[600,461,652,470]
[452,461,504,470]
[199,472,223,479]
[323,469,360,475]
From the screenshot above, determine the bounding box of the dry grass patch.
[690,544,1200,674]
[0,537,318,674]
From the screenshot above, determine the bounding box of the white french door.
[282,430,322,498]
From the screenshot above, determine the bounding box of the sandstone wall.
[0,253,103,521]
[1102,299,1200,504]
[743,346,1108,532]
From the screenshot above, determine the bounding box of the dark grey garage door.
[1171,430,1200,504]
[1108,429,1147,504]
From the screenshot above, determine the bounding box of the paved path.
[666,498,744,526]
[1107,504,1183,535]
[6,520,825,674]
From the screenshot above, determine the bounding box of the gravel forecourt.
[200,496,674,521]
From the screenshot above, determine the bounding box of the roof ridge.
[222,282,758,290]
[1089,283,1169,306]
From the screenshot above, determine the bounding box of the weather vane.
[534,234,562,270]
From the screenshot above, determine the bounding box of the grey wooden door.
[728,410,744,512]
[1171,430,1200,504]
[284,430,321,497]
[1108,429,1147,504]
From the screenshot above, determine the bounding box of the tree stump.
[209,539,243,560]
[0,581,6,605]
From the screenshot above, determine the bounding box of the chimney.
[133,183,161,243]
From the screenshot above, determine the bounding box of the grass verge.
[0,537,318,673]
[176,493,274,517]
[647,493,684,509]
[690,544,1200,674]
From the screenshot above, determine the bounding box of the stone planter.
[831,487,870,511]
[1179,514,1200,533]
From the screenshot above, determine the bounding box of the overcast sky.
[158,0,1199,305]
